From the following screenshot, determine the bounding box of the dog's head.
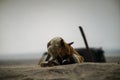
[47,37,74,59]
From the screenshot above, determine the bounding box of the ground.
[0,63,120,80]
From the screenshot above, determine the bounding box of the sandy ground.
[0,63,120,80]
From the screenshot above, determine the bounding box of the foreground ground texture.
[0,63,120,80]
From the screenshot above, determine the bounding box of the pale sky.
[0,0,120,56]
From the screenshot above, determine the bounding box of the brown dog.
[44,37,84,65]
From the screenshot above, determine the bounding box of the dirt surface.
[0,63,120,80]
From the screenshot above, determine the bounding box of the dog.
[39,37,84,67]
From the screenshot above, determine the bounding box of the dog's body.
[45,37,84,65]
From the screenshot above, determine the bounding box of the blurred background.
[0,0,120,64]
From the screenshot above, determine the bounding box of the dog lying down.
[39,37,84,67]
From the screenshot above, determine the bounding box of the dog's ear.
[68,42,74,46]
[47,42,51,48]
[60,39,65,47]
